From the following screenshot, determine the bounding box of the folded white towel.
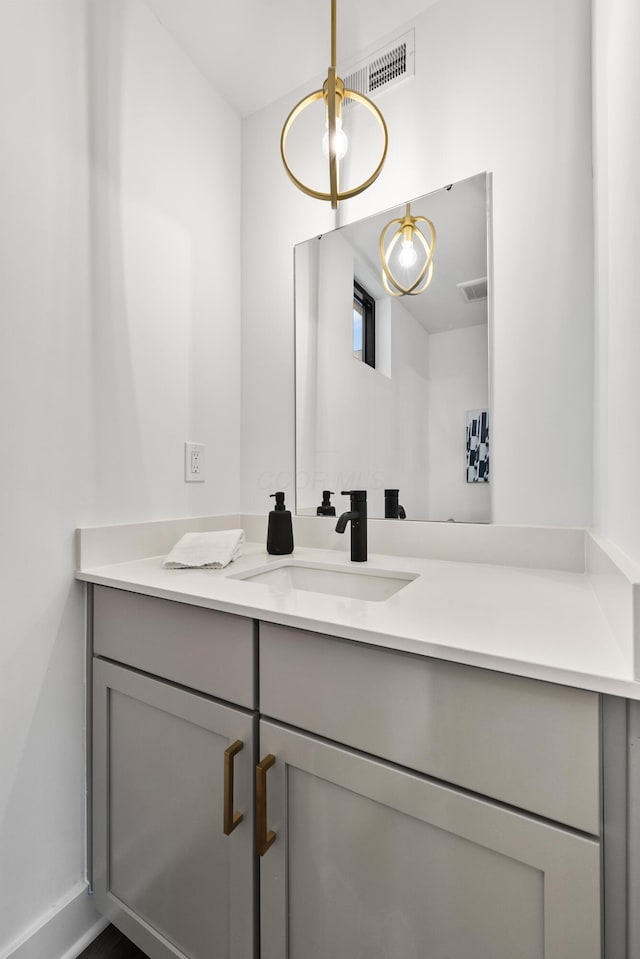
[163,529,245,569]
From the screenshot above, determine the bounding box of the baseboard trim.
[2,882,107,959]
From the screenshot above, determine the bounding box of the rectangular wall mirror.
[295,172,491,523]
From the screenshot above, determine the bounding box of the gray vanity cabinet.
[89,588,603,959]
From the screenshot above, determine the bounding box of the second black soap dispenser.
[267,491,294,555]
[316,490,336,516]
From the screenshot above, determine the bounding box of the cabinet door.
[93,659,255,959]
[259,720,601,959]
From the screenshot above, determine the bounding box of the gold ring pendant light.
[280,0,389,210]
[379,203,437,296]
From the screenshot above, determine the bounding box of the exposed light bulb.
[398,238,418,268]
[322,115,349,161]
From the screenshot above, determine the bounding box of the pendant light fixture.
[280,0,389,210]
[379,203,437,296]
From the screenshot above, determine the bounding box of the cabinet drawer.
[260,623,600,834]
[93,586,255,708]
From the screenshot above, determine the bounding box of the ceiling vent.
[343,30,415,107]
[457,277,488,303]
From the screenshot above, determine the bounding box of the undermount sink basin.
[231,561,417,602]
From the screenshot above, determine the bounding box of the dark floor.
[78,924,148,959]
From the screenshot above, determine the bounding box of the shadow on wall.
[87,1,150,522]
[85,0,243,523]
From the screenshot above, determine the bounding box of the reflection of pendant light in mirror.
[379,203,437,296]
[280,0,389,210]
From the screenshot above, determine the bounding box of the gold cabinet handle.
[224,740,244,836]
[256,754,276,856]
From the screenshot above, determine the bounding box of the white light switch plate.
[185,442,205,483]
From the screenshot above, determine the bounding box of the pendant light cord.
[331,0,337,69]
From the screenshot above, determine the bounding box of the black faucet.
[335,490,367,562]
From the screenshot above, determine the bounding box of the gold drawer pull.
[224,740,244,835]
[256,754,276,856]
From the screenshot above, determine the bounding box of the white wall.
[427,325,490,523]
[593,0,640,564]
[384,299,431,520]
[89,0,242,522]
[241,0,594,527]
[0,1,242,954]
[0,4,93,953]
[294,239,320,508]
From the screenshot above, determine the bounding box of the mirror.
[295,172,490,523]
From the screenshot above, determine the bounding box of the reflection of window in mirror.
[353,280,375,368]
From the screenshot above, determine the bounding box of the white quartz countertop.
[77,542,640,699]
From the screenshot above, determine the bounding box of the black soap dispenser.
[316,490,336,516]
[267,492,294,555]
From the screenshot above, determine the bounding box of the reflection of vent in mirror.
[343,30,415,107]
[457,277,488,303]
